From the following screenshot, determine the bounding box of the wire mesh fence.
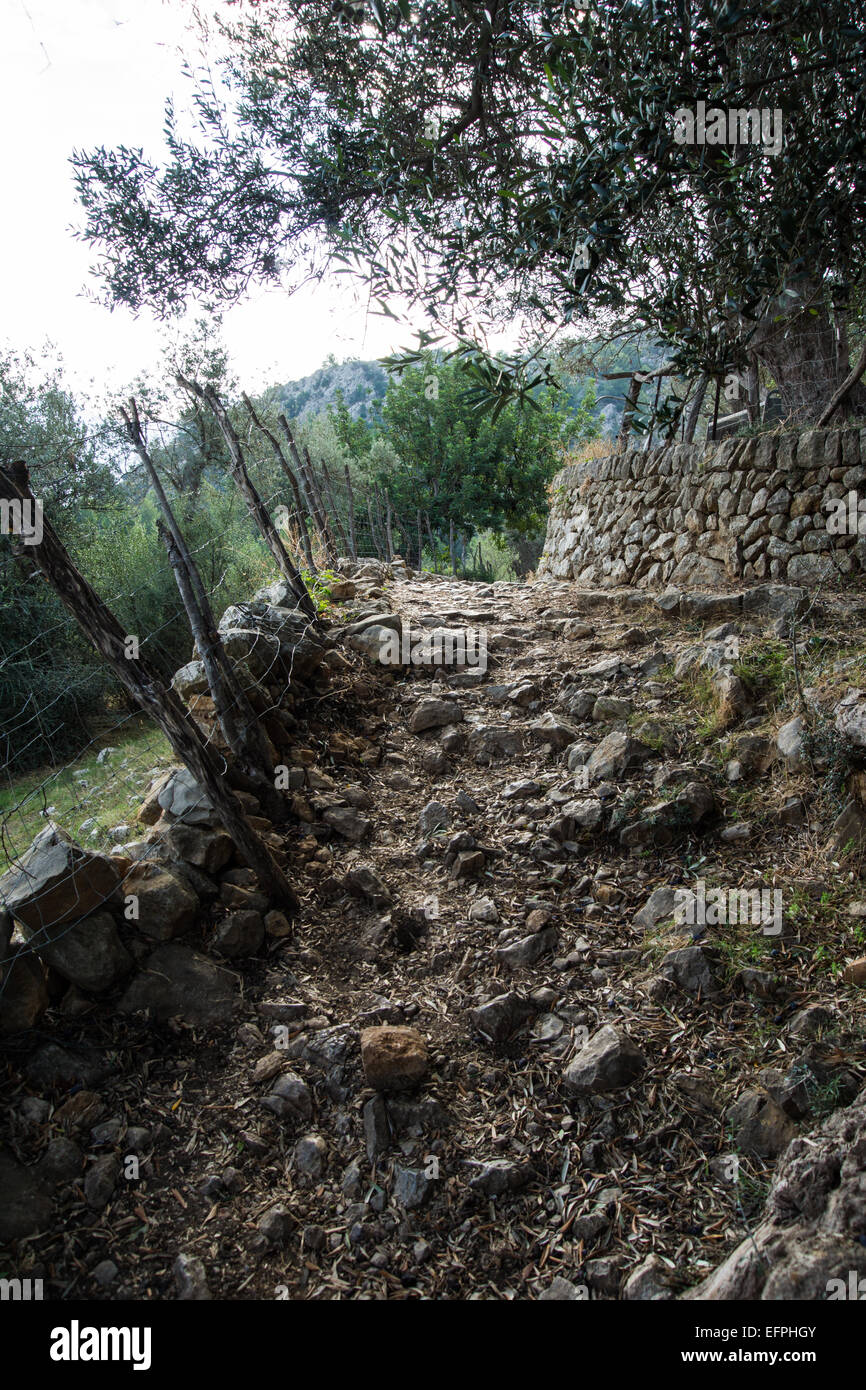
[0,374,412,1009]
[608,340,863,452]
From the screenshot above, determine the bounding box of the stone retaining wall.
[538,428,866,588]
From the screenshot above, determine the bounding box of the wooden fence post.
[0,461,297,910]
[320,459,350,557]
[242,394,317,575]
[177,376,319,623]
[121,401,281,810]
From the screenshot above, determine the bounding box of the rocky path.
[3,565,866,1301]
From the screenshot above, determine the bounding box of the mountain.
[268,343,668,437]
[267,357,388,422]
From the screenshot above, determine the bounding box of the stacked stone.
[539,428,866,588]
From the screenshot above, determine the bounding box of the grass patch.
[0,718,173,869]
[732,640,788,711]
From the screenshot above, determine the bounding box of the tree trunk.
[751,277,866,423]
[242,394,316,575]
[683,375,708,443]
[617,374,642,449]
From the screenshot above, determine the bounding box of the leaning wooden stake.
[242,394,316,575]
[301,444,339,559]
[0,462,297,910]
[683,375,708,443]
[177,375,319,623]
[320,458,350,557]
[121,399,280,814]
[818,337,866,425]
[277,415,334,561]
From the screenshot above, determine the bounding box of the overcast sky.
[1,0,407,398]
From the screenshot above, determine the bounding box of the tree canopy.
[74,0,866,422]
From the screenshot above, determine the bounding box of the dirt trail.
[3,569,866,1301]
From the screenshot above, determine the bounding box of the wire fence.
[0,373,412,1012]
[610,341,862,451]
[0,364,518,1015]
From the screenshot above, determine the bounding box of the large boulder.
[123,862,198,940]
[586,732,652,783]
[408,697,462,733]
[162,825,234,874]
[218,601,328,680]
[171,660,209,703]
[0,826,119,933]
[27,910,133,993]
[118,943,235,1027]
[563,1025,647,1096]
[345,623,405,665]
[683,1085,866,1299]
[156,768,219,827]
[835,689,866,749]
[360,1025,429,1091]
[528,712,580,750]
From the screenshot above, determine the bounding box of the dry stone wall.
[538,427,866,589]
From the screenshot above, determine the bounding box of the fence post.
[425,513,437,571]
[0,461,297,911]
[366,496,384,560]
[301,443,339,560]
[177,375,319,623]
[242,394,317,575]
[344,465,358,561]
[385,492,395,561]
[121,400,281,809]
[320,458,350,556]
[278,416,334,561]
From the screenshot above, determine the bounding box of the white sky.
[0,0,408,398]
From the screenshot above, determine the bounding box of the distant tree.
[327,386,373,457]
[0,349,120,766]
[371,355,570,551]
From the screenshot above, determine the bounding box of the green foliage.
[328,387,375,456]
[0,338,273,773]
[372,354,571,546]
[73,1,866,421]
